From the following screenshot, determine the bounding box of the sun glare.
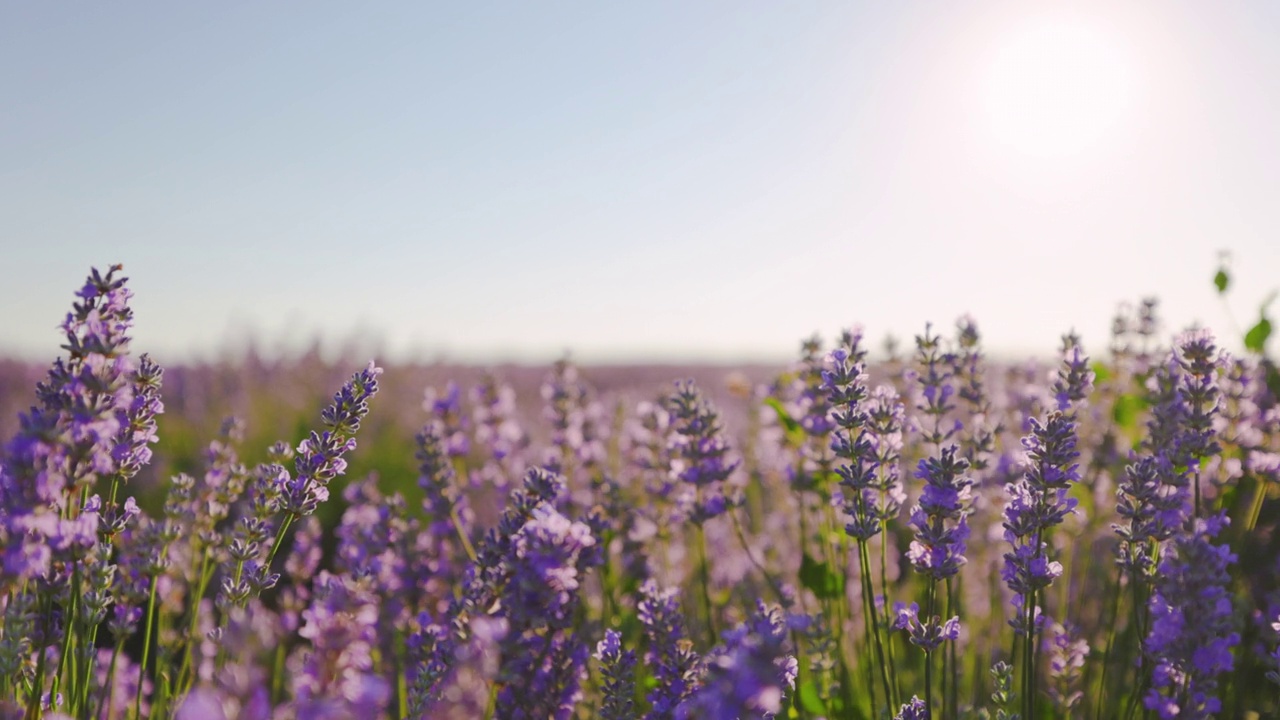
[985,19,1133,159]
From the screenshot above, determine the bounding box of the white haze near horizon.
[2,2,1278,367]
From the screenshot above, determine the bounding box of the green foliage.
[765,396,808,448]
[1111,393,1148,431]
[1244,291,1276,354]
[1214,267,1230,294]
[795,680,830,715]
[799,552,845,600]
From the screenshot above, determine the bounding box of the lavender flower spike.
[1143,513,1239,720]
[596,629,639,720]
[279,361,382,519]
[667,379,739,523]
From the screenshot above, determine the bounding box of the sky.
[2,1,1278,365]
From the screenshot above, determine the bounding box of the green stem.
[694,524,717,645]
[859,540,894,716]
[879,536,900,709]
[925,581,936,720]
[1024,587,1036,720]
[133,576,160,720]
[1245,475,1270,534]
[1094,575,1126,720]
[98,641,125,720]
[450,505,478,563]
[51,569,81,715]
[176,552,216,695]
[730,509,786,604]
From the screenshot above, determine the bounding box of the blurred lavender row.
[1,267,1277,720]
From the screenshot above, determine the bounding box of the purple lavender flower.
[471,373,529,488]
[821,337,882,540]
[866,385,908,526]
[910,323,959,451]
[952,316,998,475]
[110,354,163,485]
[293,572,390,718]
[424,381,471,458]
[278,362,382,519]
[639,579,702,719]
[1114,455,1183,578]
[1,266,139,585]
[596,629,638,720]
[408,466,568,712]
[675,602,796,720]
[894,696,927,720]
[907,447,972,581]
[542,358,608,477]
[1143,513,1239,720]
[416,421,469,548]
[667,380,739,523]
[1001,411,1080,630]
[1045,620,1088,713]
[493,504,599,720]
[892,601,960,652]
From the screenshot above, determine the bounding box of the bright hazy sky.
[2,2,1278,364]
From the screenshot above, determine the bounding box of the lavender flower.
[639,579,702,719]
[1143,513,1239,720]
[110,354,164,486]
[907,447,972,581]
[866,386,908,526]
[911,323,959,451]
[892,601,960,652]
[279,364,381,519]
[675,602,796,720]
[596,629,638,720]
[293,572,390,718]
[493,504,599,720]
[821,337,881,540]
[894,696,927,720]
[667,380,739,523]
[1045,620,1088,714]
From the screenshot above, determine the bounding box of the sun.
[984,19,1133,159]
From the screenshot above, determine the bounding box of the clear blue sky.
[2,1,1277,364]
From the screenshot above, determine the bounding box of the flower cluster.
[1,265,1278,719]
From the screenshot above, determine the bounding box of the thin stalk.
[730,509,787,604]
[51,576,79,714]
[78,615,103,715]
[271,643,287,704]
[1245,475,1270,534]
[98,640,125,720]
[26,595,49,720]
[1094,576,1126,720]
[693,523,717,645]
[925,581,936,720]
[879,536,900,708]
[176,552,217,695]
[945,578,958,720]
[859,540,894,715]
[267,514,297,567]
[1023,587,1037,720]
[396,632,410,719]
[450,505,478,564]
[853,567,879,720]
[132,576,160,720]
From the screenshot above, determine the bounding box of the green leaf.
[1245,316,1272,354]
[1111,393,1148,430]
[1091,361,1112,384]
[796,680,830,715]
[1214,268,1230,294]
[799,552,845,600]
[764,397,807,448]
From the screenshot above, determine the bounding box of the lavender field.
[1,265,1277,720]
